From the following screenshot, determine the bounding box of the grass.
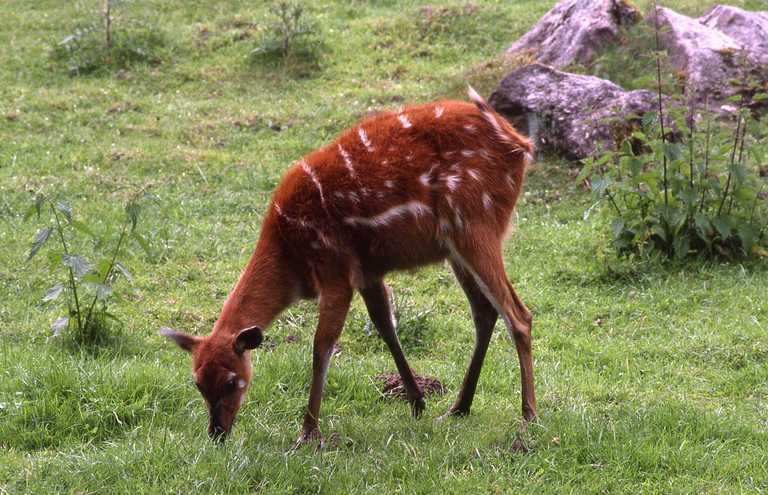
[1,0,767,493]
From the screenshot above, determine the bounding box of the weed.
[50,0,167,76]
[249,1,323,75]
[25,193,152,347]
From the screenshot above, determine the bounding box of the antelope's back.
[269,94,533,268]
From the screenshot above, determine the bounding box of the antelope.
[161,87,536,449]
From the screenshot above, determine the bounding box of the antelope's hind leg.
[441,259,498,418]
[447,234,536,424]
[360,281,425,418]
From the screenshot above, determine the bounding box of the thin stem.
[84,220,128,326]
[605,188,623,217]
[652,1,669,210]
[718,111,743,216]
[51,202,83,332]
[698,97,712,213]
[104,0,112,49]
[727,120,748,214]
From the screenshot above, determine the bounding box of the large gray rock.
[649,6,768,110]
[490,63,659,160]
[505,0,641,68]
[699,5,768,65]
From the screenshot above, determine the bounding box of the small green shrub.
[25,193,152,347]
[581,87,768,261]
[50,0,167,76]
[249,1,323,74]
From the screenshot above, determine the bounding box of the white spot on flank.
[467,169,481,182]
[301,160,325,206]
[385,180,395,188]
[376,191,385,199]
[435,106,445,118]
[338,144,356,178]
[443,174,461,192]
[397,113,412,129]
[344,201,432,228]
[461,149,476,158]
[420,164,438,186]
[482,192,493,211]
[334,191,345,200]
[463,124,476,132]
[358,127,374,152]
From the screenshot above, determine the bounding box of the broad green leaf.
[43,283,64,302]
[694,212,712,237]
[63,254,91,278]
[56,201,72,221]
[51,316,69,336]
[27,227,54,261]
[132,231,151,256]
[114,262,133,281]
[712,216,732,239]
[737,223,757,255]
[576,160,593,183]
[125,201,141,231]
[611,218,625,239]
[94,283,113,301]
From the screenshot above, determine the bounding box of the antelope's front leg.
[294,283,352,449]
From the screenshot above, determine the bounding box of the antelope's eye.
[223,379,237,394]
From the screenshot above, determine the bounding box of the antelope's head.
[160,325,263,441]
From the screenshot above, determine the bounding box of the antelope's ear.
[234,325,263,354]
[160,327,202,353]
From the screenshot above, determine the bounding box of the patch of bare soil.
[376,373,446,399]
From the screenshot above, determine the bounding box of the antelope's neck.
[213,225,296,337]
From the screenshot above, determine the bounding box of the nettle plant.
[51,0,166,76]
[249,1,323,73]
[581,22,768,261]
[581,92,768,260]
[26,194,151,346]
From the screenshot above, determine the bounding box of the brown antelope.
[161,87,536,448]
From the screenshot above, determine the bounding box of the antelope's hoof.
[437,406,470,422]
[410,397,426,419]
[511,436,530,454]
[290,428,324,452]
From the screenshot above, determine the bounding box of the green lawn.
[1,0,767,493]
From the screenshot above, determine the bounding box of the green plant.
[25,194,151,346]
[249,1,323,73]
[51,0,166,76]
[580,6,768,261]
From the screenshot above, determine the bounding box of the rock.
[699,5,768,65]
[490,63,658,159]
[649,6,768,111]
[505,0,641,68]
